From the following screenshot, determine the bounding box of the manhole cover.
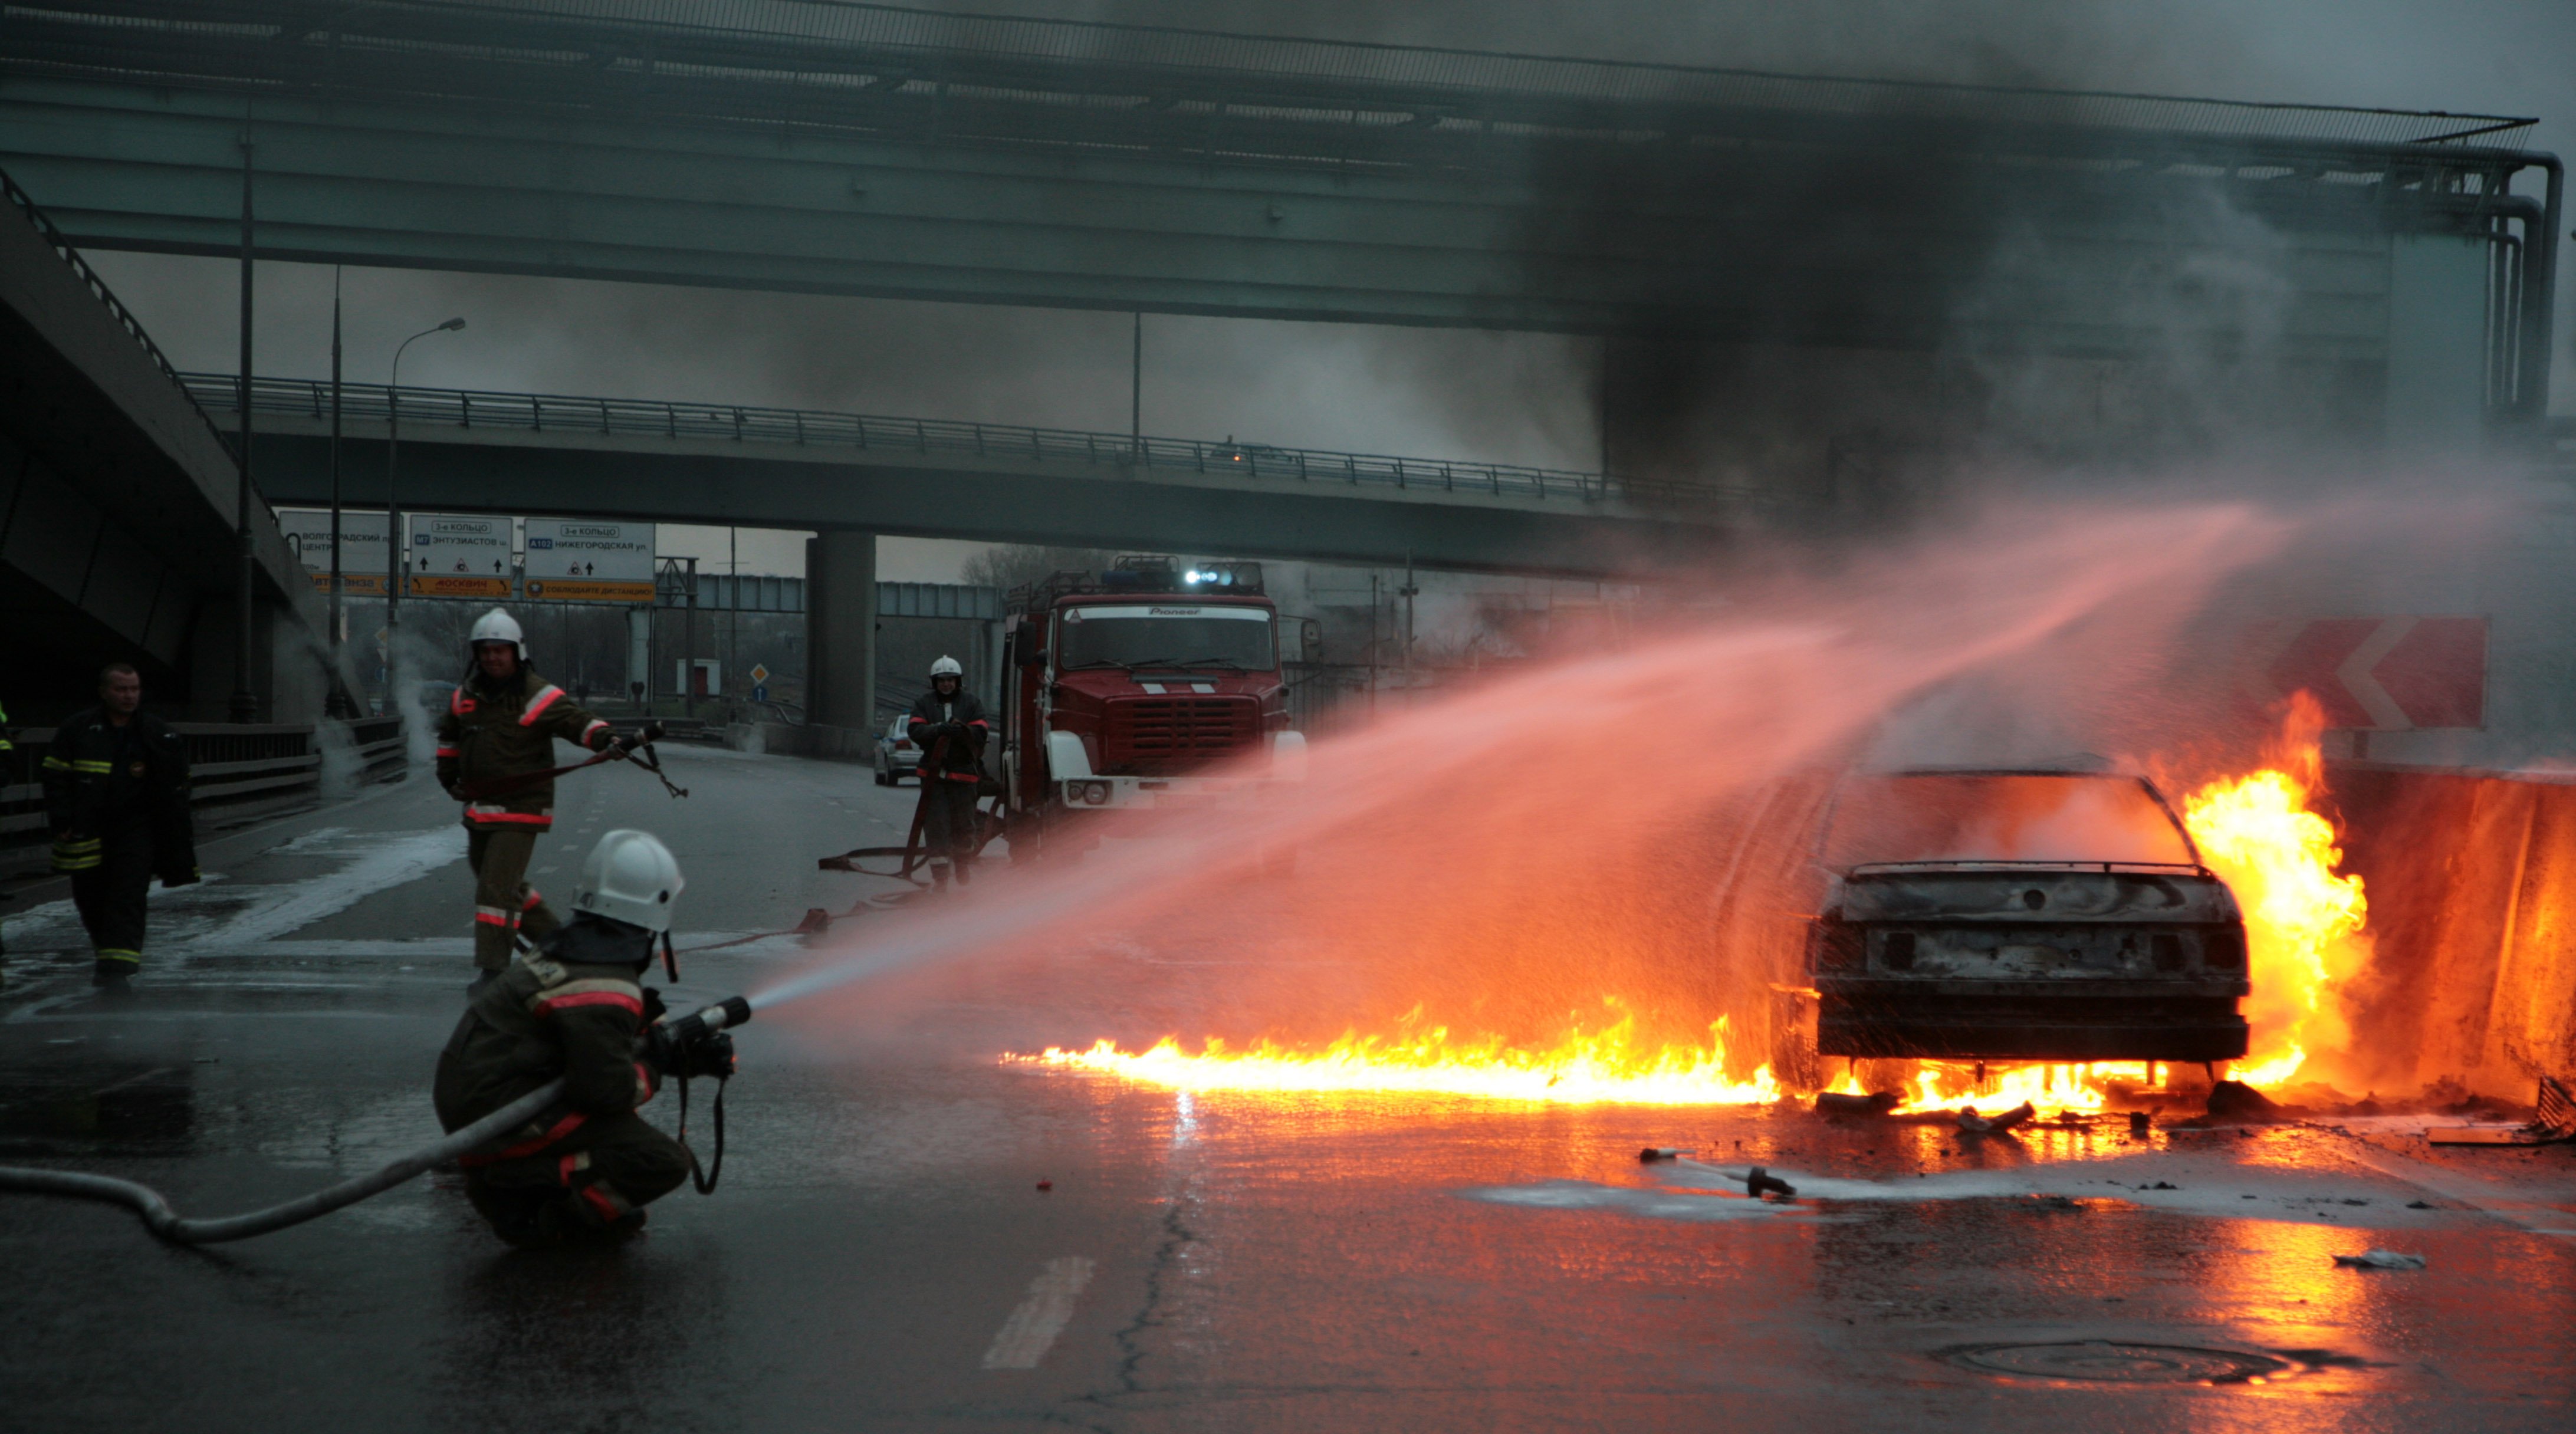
[1945,1341,2291,1384]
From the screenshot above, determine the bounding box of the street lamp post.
[324,268,352,718]
[384,317,466,659]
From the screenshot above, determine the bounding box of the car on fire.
[1790,767,2251,1067]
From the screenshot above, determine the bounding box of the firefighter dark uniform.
[434,668,616,972]
[434,915,691,1245]
[44,707,198,979]
[906,688,990,883]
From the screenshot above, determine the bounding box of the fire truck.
[998,557,1307,854]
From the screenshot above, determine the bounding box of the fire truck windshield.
[1057,606,1277,672]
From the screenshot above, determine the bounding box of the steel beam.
[0,74,2458,358]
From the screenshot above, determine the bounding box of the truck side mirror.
[1299,619,1323,663]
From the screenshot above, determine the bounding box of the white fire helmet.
[469,607,527,662]
[929,655,963,680]
[574,830,686,934]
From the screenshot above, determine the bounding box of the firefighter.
[435,830,705,1247]
[905,656,990,888]
[436,609,622,988]
[42,663,199,989]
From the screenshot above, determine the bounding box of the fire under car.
[1798,768,2250,1064]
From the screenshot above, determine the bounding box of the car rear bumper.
[1816,978,2249,1061]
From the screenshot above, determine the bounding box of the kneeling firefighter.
[434,830,735,1246]
[906,656,989,888]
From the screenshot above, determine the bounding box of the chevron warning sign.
[2237,617,2488,730]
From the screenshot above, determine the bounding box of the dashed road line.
[981,1257,1095,1370]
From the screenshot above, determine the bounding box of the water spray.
[0,995,751,1244]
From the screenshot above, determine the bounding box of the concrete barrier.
[725,721,878,765]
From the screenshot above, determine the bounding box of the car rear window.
[1822,773,2194,867]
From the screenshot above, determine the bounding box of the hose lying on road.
[0,1078,564,1244]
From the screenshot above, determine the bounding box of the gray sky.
[83,0,2576,579]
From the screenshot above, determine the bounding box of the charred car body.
[1799,769,2249,1064]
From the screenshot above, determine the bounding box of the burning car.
[1797,768,2251,1064]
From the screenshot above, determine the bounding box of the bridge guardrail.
[185,373,1750,509]
[1,717,406,876]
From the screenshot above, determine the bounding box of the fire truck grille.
[1104,696,1260,772]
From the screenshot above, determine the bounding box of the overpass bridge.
[0,0,2557,450]
[198,373,1743,575]
[0,170,340,719]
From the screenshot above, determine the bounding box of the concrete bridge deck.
[206,373,1749,575]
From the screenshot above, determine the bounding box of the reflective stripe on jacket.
[432,916,665,1156]
[906,689,991,781]
[432,667,613,827]
[43,708,195,880]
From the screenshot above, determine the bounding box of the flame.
[2179,697,2368,1088]
[1015,703,2368,1111]
[1883,1061,2148,1116]
[1007,1001,1782,1106]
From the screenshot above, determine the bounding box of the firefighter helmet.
[469,607,527,662]
[929,655,963,680]
[574,830,686,934]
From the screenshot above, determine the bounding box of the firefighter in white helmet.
[904,655,990,888]
[434,830,711,1246]
[436,608,624,988]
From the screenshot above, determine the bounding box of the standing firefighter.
[435,830,728,1247]
[43,664,198,989]
[436,609,621,988]
[906,656,989,888]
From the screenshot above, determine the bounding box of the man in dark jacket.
[435,608,622,985]
[44,663,198,989]
[905,656,989,888]
[435,830,702,1247]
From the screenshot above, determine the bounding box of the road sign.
[752,683,768,703]
[275,508,391,596]
[2237,616,2487,729]
[521,518,655,603]
[749,663,770,684]
[407,514,513,598]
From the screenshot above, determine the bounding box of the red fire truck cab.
[999,557,1307,850]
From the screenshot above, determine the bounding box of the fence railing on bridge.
[2,717,406,876]
[186,373,1748,508]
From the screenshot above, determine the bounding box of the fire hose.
[455,723,689,803]
[815,728,1004,882]
[0,996,750,1244]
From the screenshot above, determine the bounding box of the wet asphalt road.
[2,744,2573,1433]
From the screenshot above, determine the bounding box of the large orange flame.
[1014,701,2368,1111]
[1007,1001,1781,1106]
[2179,695,2369,1088]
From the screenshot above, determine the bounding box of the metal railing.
[183,372,1746,508]
[1,718,406,873]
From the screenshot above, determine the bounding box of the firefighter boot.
[954,854,974,887]
[928,859,952,891]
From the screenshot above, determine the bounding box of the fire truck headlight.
[1083,781,1110,805]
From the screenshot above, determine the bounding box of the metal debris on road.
[1957,1101,2035,1134]
[2332,1249,2427,1270]
[1814,1090,1899,1117]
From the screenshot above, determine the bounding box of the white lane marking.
[188,827,467,948]
[980,1257,1095,1370]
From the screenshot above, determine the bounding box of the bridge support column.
[806,531,875,733]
